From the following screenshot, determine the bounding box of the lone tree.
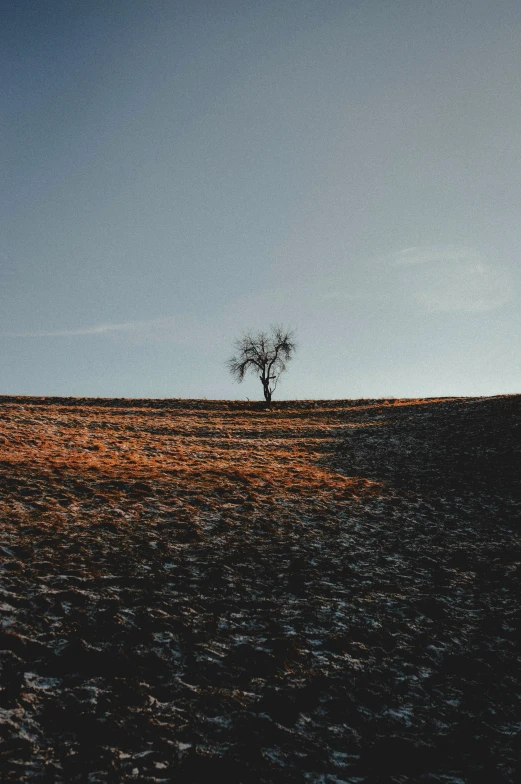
[227,325,297,405]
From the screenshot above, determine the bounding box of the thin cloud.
[0,315,220,347]
[389,246,515,312]
[416,260,514,313]
[392,245,475,266]
[0,320,151,338]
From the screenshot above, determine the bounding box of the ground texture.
[0,395,520,783]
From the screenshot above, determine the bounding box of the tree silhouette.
[227,326,297,405]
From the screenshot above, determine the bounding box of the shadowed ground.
[0,395,520,782]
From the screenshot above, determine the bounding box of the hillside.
[0,395,520,782]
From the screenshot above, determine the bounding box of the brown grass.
[0,397,394,531]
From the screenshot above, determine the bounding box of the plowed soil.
[0,395,520,783]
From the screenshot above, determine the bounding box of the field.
[0,394,520,783]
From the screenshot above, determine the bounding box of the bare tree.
[227,326,297,405]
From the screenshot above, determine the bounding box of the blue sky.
[1,0,520,399]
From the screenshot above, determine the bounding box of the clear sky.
[2,0,520,400]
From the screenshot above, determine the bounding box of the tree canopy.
[227,326,297,404]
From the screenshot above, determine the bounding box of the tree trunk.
[262,379,272,406]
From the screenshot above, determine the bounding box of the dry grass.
[0,398,390,536]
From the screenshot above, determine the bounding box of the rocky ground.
[0,394,520,783]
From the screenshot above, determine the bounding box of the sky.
[1,0,520,400]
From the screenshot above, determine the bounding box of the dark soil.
[0,395,519,783]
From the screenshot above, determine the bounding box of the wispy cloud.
[391,245,472,266]
[0,320,153,338]
[389,245,515,312]
[0,315,221,348]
